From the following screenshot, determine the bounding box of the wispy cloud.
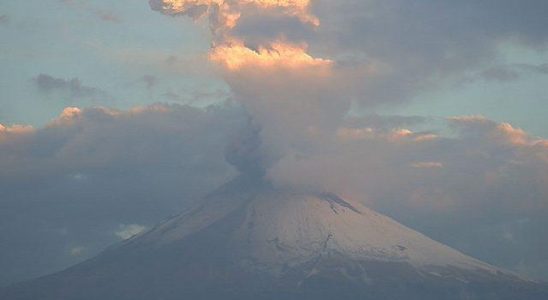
[0,14,9,25]
[93,9,121,23]
[150,0,327,73]
[32,74,109,102]
[60,0,121,23]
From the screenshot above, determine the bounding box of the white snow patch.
[116,224,147,240]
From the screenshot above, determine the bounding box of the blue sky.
[1,0,226,126]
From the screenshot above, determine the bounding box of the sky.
[0,0,547,287]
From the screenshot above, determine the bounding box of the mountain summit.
[3,178,547,299]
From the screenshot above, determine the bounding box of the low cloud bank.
[1,104,547,283]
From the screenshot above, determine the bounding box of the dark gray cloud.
[141,75,157,90]
[161,88,229,104]
[93,9,121,23]
[309,0,548,105]
[32,74,109,102]
[0,15,8,25]
[521,63,548,74]
[468,63,548,82]
[224,119,275,178]
[176,0,548,106]
[480,66,521,82]
[233,12,316,48]
[60,0,121,23]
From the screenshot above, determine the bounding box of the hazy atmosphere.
[1,0,547,296]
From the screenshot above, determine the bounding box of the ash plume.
[149,0,325,68]
[224,119,271,178]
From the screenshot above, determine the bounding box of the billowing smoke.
[150,0,352,175]
[149,0,318,43]
[149,0,326,73]
[224,118,270,178]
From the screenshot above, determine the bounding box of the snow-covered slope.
[140,186,494,274]
[2,178,547,300]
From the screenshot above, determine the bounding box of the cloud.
[149,0,548,117]
[0,102,247,286]
[209,40,332,71]
[149,0,325,75]
[410,161,444,169]
[0,15,8,25]
[520,63,548,74]
[0,103,246,183]
[309,0,548,105]
[141,75,157,90]
[480,66,521,82]
[162,87,229,104]
[149,0,319,35]
[207,39,345,159]
[32,74,109,102]
[60,0,121,23]
[448,115,547,147]
[466,63,548,83]
[93,10,121,23]
[0,124,34,138]
[148,0,548,159]
[343,114,429,131]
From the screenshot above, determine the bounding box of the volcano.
[2,177,547,300]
